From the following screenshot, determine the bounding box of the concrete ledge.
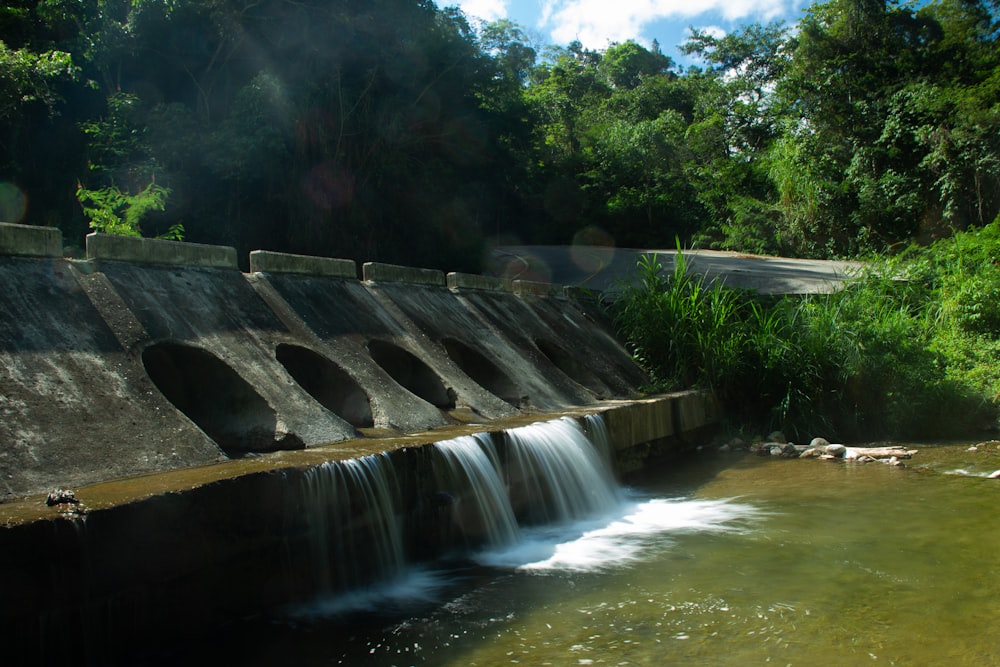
[601,397,675,451]
[512,279,566,299]
[0,223,62,258]
[673,390,719,433]
[250,250,357,279]
[87,233,238,269]
[363,262,445,286]
[446,272,511,292]
[0,397,717,659]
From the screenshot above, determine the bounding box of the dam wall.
[0,223,720,663]
[1,223,678,502]
[0,397,717,665]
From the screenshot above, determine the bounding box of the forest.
[2,0,998,273]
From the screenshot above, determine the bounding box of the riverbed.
[151,441,1000,666]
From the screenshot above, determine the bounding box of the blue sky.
[451,0,809,65]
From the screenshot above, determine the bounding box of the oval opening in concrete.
[366,340,455,409]
[276,343,373,428]
[441,338,524,408]
[533,338,606,396]
[142,342,299,456]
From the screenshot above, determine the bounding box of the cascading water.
[299,452,405,595]
[293,414,757,617]
[152,437,1000,666]
[433,433,521,550]
[502,416,621,526]
[159,415,766,665]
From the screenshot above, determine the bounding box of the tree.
[768,0,952,254]
[600,41,673,90]
[0,43,76,121]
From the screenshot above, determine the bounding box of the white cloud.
[542,0,790,49]
[693,24,728,40]
[455,0,510,22]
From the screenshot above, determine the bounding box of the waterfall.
[300,452,405,594]
[503,416,621,526]
[296,414,627,611]
[434,433,521,550]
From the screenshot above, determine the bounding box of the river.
[152,437,1000,666]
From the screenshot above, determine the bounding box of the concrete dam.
[0,222,718,662]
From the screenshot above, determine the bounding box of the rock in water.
[825,444,847,457]
[46,488,79,506]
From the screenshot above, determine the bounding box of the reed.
[608,230,1000,441]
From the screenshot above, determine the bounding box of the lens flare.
[571,226,615,274]
[0,182,28,223]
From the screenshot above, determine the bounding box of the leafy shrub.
[76,181,180,240]
[608,241,998,441]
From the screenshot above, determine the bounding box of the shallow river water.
[160,441,1000,666]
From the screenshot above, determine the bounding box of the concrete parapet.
[0,222,62,257]
[512,279,566,299]
[363,261,446,286]
[250,250,357,279]
[446,271,511,292]
[86,233,238,269]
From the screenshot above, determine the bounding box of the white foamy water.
[292,416,761,619]
[945,468,995,477]
[476,494,761,572]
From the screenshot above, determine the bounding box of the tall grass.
[607,232,1000,441]
[611,252,746,394]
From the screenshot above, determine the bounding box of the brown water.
[157,442,1000,666]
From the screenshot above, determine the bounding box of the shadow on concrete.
[276,343,373,428]
[442,337,523,408]
[534,337,609,396]
[142,341,304,456]
[366,340,455,410]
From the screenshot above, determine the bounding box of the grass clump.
[607,226,1000,441]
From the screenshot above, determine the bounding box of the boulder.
[825,444,847,457]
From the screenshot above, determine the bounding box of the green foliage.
[610,240,997,440]
[76,181,172,238]
[80,92,150,176]
[3,0,999,438]
[609,247,747,393]
[3,0,1000,267]
[600,41,673,89]
[0,42,77,119]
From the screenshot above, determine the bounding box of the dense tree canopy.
[1,0,998,268]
